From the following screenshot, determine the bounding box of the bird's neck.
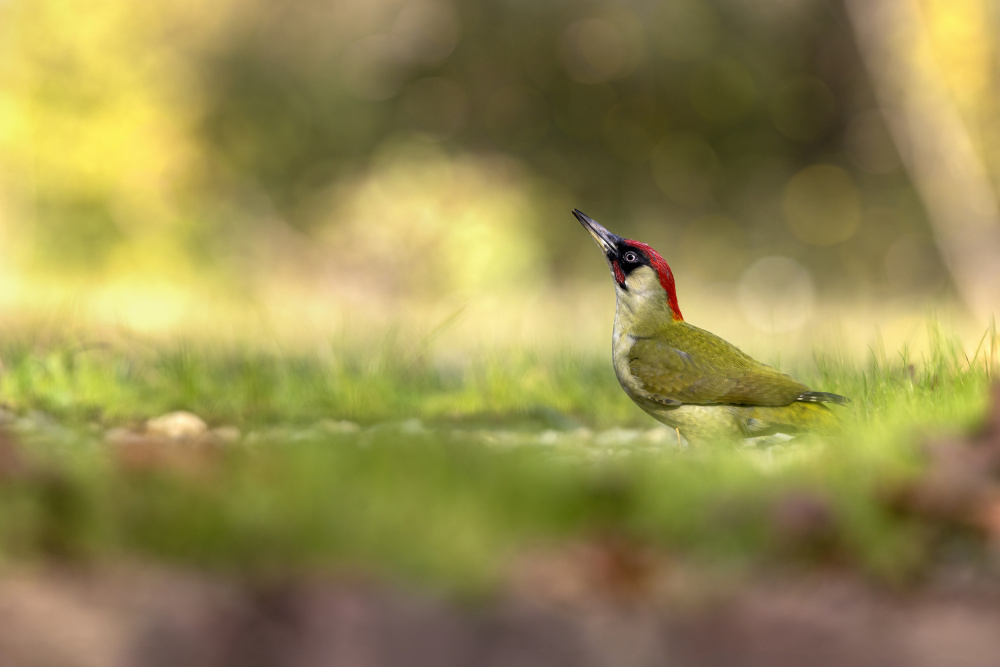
[613,286,680,338]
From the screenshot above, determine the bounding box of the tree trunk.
[844,0,1000,321]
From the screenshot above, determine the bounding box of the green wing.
[627,323,809,406]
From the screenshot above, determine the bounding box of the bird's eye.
[623,251,638,263]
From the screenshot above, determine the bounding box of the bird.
[573,209,848,445]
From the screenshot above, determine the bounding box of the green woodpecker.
[574,209,848,444]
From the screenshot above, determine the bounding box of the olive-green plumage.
[574,209,848,444]
[628,325,809,405]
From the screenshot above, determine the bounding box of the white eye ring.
[623,251,638,263]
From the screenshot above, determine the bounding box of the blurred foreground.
[3,565,1000,666]
[0,328,997,665]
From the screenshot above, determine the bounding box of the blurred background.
[1,0,999,354]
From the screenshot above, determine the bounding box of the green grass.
[0,336,636,428]
[0,321,995,592]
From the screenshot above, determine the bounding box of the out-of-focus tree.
[0,0,235,277]
[1,0,996,321]
[846,0,1000,321]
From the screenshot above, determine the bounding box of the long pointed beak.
[573,209,621,256]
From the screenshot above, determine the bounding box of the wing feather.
[627,324,810,406]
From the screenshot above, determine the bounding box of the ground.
[0,326,997,664]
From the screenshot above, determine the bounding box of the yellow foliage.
[319,141,547,301]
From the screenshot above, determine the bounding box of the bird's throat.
[614,266,681,335]
[614,286,679,338]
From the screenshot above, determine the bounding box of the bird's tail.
[745,401,842,437]
[797,391,850,405]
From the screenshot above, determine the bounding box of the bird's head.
[573,209,683,322]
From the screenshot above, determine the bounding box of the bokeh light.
[560,19,630,84]
[0,0,997,336]
[341,35,409,101]
[782,165,861,246]
[559,11,645,85]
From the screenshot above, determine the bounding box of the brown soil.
[2,564,1000,667]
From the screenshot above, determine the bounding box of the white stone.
[538,430,560,445]
[146,411,208,440]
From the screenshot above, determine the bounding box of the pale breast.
[611,323,650,404]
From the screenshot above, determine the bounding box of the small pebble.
[538,430,560,445]
[146,411,208,440]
